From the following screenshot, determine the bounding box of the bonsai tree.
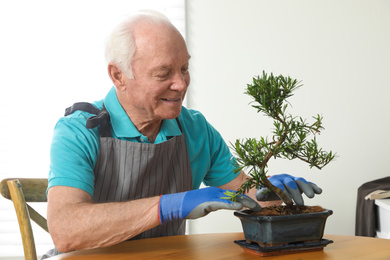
[230,71,336,207]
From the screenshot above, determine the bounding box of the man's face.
[120,22,190,123]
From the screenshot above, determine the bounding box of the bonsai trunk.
[258,128,294,207]
[262,177,294,207]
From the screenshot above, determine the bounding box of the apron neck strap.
[64,102,111,137]
[175,118,183,133]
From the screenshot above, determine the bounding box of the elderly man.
[46,10,321,256]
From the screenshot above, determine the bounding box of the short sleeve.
[202,121,238,187]
[48,112,100,197]
[179,108,238,189]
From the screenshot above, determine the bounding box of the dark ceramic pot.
[234,209,333,247]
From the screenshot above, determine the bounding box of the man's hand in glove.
[255,174,322,206]
[159,187,262,224]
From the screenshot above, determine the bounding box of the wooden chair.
[0,178,49,260]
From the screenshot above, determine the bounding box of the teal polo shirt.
[48,87,238,197]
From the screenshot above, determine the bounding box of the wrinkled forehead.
[133,21,185,46]
[132,22,190,64]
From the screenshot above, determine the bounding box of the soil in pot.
[252,205,325,216]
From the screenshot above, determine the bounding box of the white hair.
[105,10,175,79]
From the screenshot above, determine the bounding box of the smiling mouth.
[162,98,181,102]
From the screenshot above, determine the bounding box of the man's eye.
[155,71,170,80]
[181,67,189,74]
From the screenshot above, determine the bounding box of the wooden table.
[49,233,390,259]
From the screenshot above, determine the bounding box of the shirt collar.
[103,87,182,139]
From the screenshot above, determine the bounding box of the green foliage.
[230,71,337,203]
[221,190,240,202]
[246,71,302,119]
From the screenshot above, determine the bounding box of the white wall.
[185,0,390,236]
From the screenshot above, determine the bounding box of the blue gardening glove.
[255,174,322,206]
[159,187,262,224]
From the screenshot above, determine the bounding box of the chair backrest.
[0,178,49,260]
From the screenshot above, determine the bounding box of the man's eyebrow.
[151,55,191,73]
[149,66,171,77]
[151,65,170,72]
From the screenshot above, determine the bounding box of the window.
[0,1,185,258]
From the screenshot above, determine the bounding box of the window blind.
[0,0,185,258]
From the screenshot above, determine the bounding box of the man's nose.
[171,73,189,91]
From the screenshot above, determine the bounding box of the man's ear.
[108,62,126,90]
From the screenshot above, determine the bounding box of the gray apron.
[68,102,193,238]
[42,102,192,258]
